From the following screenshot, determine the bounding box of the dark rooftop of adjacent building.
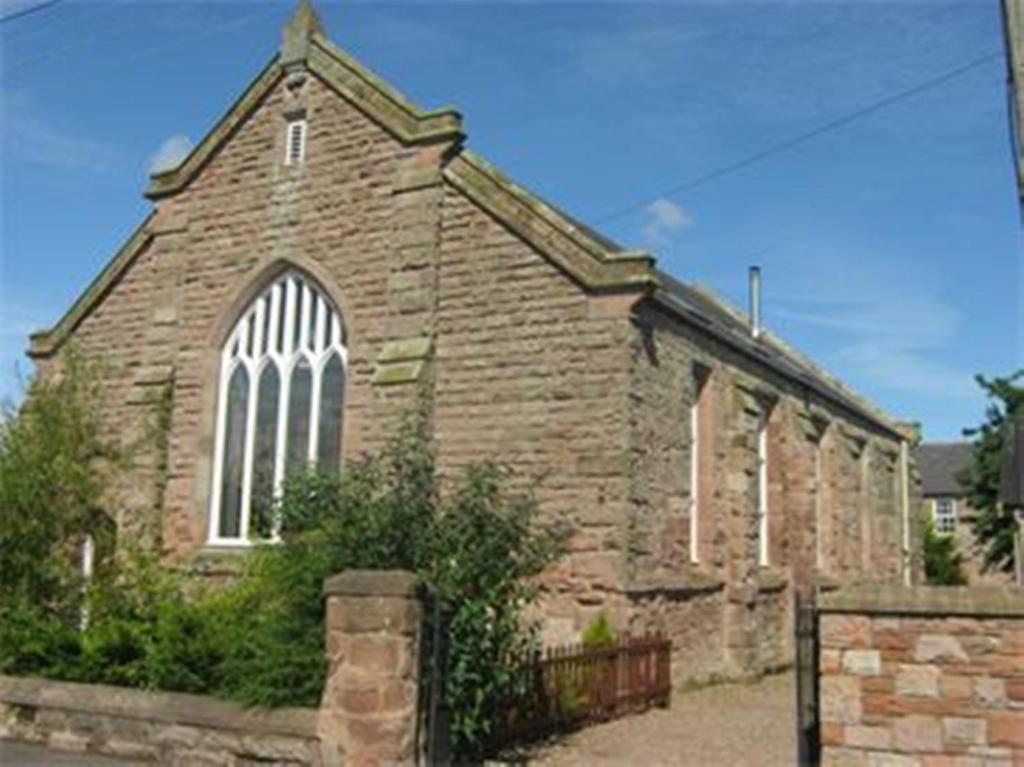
[914,442,972,497]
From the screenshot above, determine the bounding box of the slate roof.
[652,270,906,437]
[914,442,972,497]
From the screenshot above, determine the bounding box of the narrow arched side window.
[208,269,347,544]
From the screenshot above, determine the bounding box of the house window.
[208,270,346,544]
[757,414,770,566]
[285,119,306,166]
[934,498,956,535]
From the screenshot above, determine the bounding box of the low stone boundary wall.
[0,569,426,766]
[0,674,320,765]
[818,585,1024,766]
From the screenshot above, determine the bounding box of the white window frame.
[689,373,710,566]
[933,498,956,535]
[689,396,701,565]
[208,270,346,546]
[814,438,824,570]
[285,119,307,166]
[757,415,770,566]
[79,534,94,629]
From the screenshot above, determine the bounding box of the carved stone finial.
[281,0,326,66]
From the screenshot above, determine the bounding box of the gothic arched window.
[208,270,346,544]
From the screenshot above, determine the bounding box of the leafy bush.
[0,362,567,761]
[0,350,122,616]
[922,520,967,586]
[958,371,1024,574]
[424,463,567,757]
[581,612,616,649]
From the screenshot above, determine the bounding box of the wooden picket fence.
[495,633,672,745]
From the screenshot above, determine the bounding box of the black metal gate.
[420,591,453,766]
[794,587,820,766]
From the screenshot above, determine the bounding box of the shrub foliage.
[921,520,967,586]
[957,371,1024,574]
[0,362,567,760]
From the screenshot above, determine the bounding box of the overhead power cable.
[593,49,1001,225]
[0,0,63,25]
[1,2,282,81]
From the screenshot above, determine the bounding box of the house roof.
[914,442,972,497]
[27,2,912,441]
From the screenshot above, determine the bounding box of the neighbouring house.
[25,2,920,687]
[914,441,1010,585]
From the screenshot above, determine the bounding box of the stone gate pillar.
[318,570,422,767]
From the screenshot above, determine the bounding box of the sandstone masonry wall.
[620,306,912,684]
[433,183,636,642]
[818,586,1024,767]
[0,675,320,765]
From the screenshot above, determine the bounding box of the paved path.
[528,672,796,767]
[0,741,142,766]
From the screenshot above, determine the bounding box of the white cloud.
[642,198,694,245]
[766,240,977,401]
[2,91,116,172]
[147,134,193,175]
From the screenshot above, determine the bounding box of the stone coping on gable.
[0,675,318,739]
[818,584,1024,618]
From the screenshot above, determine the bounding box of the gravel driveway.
[527,672,796,767]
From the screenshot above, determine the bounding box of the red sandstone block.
[821,722,844,747]
[876,630,914,652]
[941,675,974,700]
[821,615,873,649]
[862,676,895,694]
[1007,678,1024,702]
[989,711,1024,747]
[892,714,943,753]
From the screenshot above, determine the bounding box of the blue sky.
[1,0,1020,439]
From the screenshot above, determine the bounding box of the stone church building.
[27,4,919,686]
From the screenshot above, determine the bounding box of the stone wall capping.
[322,569,420,598]
[393,165,443,193]
[0,674,318,739]
[372,359,426,386]
[755,566,789,593]
[813,571,843,593]
[797,408,831,441]
[376,337,432,364]
[443,150,657,292]
[819,585,1024,618]
[146,30,463,202]
[623,569,726,599]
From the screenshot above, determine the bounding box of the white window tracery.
[208,270,346,544]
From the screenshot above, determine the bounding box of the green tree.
[921,520,966,586]
[957,371,1024,574]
